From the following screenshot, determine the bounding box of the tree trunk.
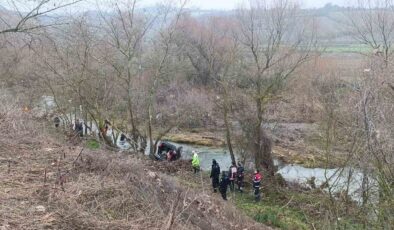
[148,105,154,156]
[254,126,275,177]
[127,91,137,132]
[127,86,146,152]
[255,99,263,170]
[100,129,116,147]
[89,119,93,136]
[84,111,88,135]
[255,99,275,177]
[223,93,236,164]
[361,170,369,207]
[74,107,77,123]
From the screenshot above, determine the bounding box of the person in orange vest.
[253,170,262,202]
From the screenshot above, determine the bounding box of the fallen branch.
[72,148,84,166]
[164,192,181,230]
[280,195,294,209]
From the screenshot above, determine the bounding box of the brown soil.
[0,110,269,229]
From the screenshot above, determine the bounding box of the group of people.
[73,119,112,139]
[157,142,182,161]
[191,152,262,202]
[211,160,262,201]
[54,117,85,137]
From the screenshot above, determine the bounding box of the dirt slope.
[0,106,268,229]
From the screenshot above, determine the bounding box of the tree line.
[0,0,392,228]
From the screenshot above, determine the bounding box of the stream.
[39,96,377,204]
[143,141,377,204]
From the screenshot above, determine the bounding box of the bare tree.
[145,0,188,156]
[235,0,315,176]
[0,0,82,34]
[346,5,394,222]
[175,15,226,85]
[316,61,394,227]
[347,0,394,65]
[351,69,393,226]
[212,20,240,165]
[35,14,123,146]
[96,0,158,151]
[175,15,240,163]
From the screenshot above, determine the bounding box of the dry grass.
[163,133,225,147]
[0,96,268,230]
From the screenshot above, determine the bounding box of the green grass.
[234,192,309,230]
[170,161,364,229]
[232,186,366,230]
[323,44,371,54]
[86,139,100,149]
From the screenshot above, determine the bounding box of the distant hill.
[0,2,362,47]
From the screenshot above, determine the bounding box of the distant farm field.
[323,44,371,53]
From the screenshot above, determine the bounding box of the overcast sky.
[2,0,354,13]
[140,0,353,10]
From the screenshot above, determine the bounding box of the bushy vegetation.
[0,0,393,229]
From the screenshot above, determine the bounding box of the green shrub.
[86,139,100,149]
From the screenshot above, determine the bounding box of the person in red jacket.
[253,170,262,202]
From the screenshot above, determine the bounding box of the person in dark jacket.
[229,162,237,192]
[120,133,127,142]
[237,162,245,192]
[75,119,84,137]
[253,170,262,202]
[210,159,220,193]
[174,147,182,160]
[219,171,229,200]
[54,116,60,128]
[120,133,128,145]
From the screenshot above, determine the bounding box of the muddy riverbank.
[163,129,344,169]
